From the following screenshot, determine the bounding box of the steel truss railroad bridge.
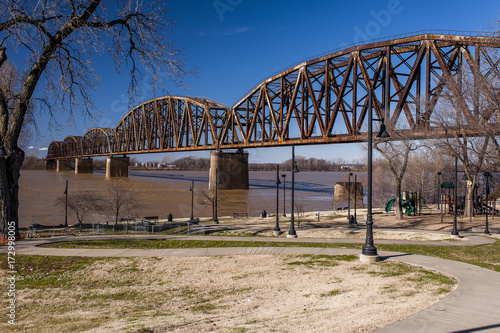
[47,31,500,160]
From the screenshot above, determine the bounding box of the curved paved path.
[5,234,500,332]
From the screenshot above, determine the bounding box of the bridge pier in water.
[209,151,249,190]
[75,158,93,174]
[106,156,129,178]
[56,159,72,172]
[45,159,57,170]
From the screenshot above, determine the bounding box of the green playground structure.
[385,192,421,215]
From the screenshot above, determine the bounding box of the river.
[19,169,364,228]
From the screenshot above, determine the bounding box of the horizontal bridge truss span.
[47,33,500,160]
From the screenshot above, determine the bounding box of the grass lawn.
[41,237,500,272]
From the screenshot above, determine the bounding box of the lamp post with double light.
[361,88,390,262]
[288,146,299,238]
[190,179,195,222]
[451,157,459,236]
[437,172,442,209]
[354,174,358,225]
[282,174,286,217]
[64,180,68,230]
[348,172,354,224]
[274,165,281,236]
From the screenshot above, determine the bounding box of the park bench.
[233,212,248,218]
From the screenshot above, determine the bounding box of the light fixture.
[376,120,390,138]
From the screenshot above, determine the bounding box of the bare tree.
[429,45,500,217]
[404,147,451,205]
[197,188,223,221]
[56,192,104,231]
[294,202,305,228]
[0,1,192,237]
[104,178,142,225]
[373,136,422,220]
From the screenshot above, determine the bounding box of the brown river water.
[19,170,364,228]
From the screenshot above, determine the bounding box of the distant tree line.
[22,154,45,170]
[254,156,365,172]
[22,153,365,172]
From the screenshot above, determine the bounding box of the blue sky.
[28,0,500,163]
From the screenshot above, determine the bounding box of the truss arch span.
[82,128,116,156]
[114,96,230,154]
[46,31,500,160]
[61,136,83,157]
[222,31,500,148]
[47,141,63,159]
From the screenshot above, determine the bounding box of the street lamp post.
[437,172,442,209]
[288,146,299,238]
[451,157,459,236]
[348,172,353,224]
[354,174,358,225]
[64,180,68,229]
[190,179,194,222]
[274,165,281,236]
[361,88,389,262]
[214,169,219,224]
[282,174,286,217]
[484,171,491,235]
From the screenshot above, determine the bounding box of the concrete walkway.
[4,234,500,332]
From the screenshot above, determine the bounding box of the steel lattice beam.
[47,32,500,160]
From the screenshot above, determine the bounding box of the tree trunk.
[394,179,404,220]
[464,179,476,218]
[0,147,24,238]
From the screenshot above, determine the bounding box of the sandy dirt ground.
[4,255,456,333]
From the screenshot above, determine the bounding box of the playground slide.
[402,198,415,214]
[385,198,415,214]
[385,198,396,212]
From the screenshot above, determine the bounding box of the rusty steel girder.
[61,136,83,157]
[114,96,229,154]
[47,141,63,159]
[46,31,500,160]
[221,33,500,149]
[82,128,115,156]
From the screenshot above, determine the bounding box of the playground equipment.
[385,191,421,216]
[439,181,498,223]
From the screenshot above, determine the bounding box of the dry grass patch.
[0,253,457,332]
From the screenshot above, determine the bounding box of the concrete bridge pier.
[45,159,57,170]
[334,182,364,208]
[75,158,93,174]
[209,151,249,190]
[56,159,73,172]
[106,156,129,178]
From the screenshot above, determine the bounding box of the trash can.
[167,213,173,222]
[261,210,267,218]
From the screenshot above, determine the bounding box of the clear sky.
[28,0,500,163]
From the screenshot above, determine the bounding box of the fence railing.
[23,214,205,238]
